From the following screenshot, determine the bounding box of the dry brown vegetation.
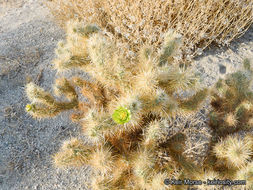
[47,0,253,58]
[0,0,24,8]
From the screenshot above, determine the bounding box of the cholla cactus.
[178,133,253,190]
[209,58,253,136]
[25,20,208,189]
[196,60,253,187]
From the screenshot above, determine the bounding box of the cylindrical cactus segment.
[179,89,208,112]
[143,120,167,149]
[88,146,114,175]
[53,138,92,167]
[213,135,253,169]
[132,149,156,179]
[26,82,55,106]
[159,29,182,66]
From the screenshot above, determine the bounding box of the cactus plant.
[169,59,253,190]
[192,59,253,190]
[25,20,210,189]
[25,19,253,190]
[209,58,253,137]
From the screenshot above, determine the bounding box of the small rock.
[219,64,226,74]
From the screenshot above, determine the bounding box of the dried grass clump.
[47,0,253,58]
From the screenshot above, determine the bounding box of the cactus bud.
[25,104,34,112]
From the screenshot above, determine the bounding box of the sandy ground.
[0,1,91,190]
[0,0,252,190]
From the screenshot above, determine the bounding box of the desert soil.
[0,0,252,190]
